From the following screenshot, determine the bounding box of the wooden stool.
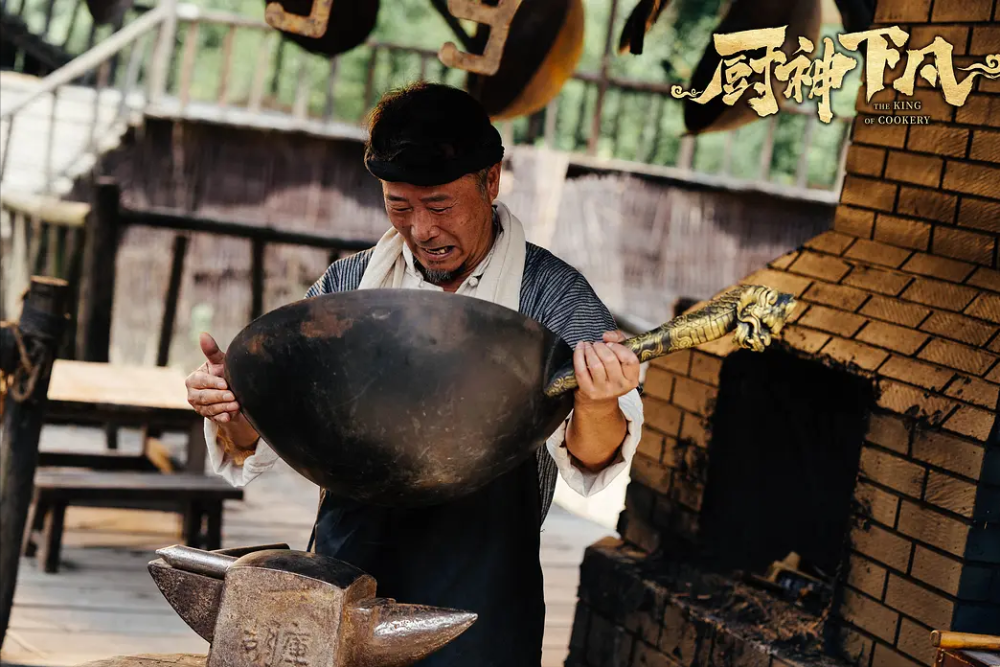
[23,471,243,573]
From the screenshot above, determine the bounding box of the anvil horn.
[345,598,477,667]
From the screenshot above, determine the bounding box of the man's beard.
[414,260,461,285]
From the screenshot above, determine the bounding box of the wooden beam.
[156,235,188,367]
[250,238,265,322]
[122,208,374,252]
[76,180,121,363]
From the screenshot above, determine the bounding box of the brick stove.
[566,2,1000,666]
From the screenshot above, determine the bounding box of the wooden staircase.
[0,70,136,196]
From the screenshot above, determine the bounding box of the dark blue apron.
[309,456,545,666]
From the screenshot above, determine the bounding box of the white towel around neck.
[358,201,527,311]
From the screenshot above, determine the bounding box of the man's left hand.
[573,330,640,407]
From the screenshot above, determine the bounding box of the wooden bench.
[23,471,243,573]
[43,360,207,472]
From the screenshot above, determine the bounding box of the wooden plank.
[37,451,157,471]
[0,192,89,227]
[33,471,242,494]
[124,207,374,251]
[47,360,192,411]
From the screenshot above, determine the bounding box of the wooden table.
[44,360,206,473]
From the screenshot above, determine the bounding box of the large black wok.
[225,286,795,506]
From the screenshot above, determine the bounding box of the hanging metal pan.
[224,285,796,507]
[467,0,585,121]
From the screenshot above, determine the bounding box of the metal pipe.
[155,545,237,579]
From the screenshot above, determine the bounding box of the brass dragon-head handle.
[543,285,797,397]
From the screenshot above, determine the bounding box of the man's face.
[382,163,502,286]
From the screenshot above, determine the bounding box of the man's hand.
[186,332,260,454]
[565,330,640,473]
[573,330,640,405]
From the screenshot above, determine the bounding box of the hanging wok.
[224,285,796,507]
[263,0,379,57]
[467,0,586,121]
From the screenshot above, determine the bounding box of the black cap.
[364,83,505,186]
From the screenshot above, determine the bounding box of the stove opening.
[698,348,874,608]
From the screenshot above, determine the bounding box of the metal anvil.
[149,544,476,666]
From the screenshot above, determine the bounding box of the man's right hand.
[186,332,260,453]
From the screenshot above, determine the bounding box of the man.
[186,82,643,666]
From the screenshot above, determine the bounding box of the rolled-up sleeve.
[204,418,280,487]
[545,388,643,497]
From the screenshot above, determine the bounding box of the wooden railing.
[0,192,89,355]
[1,0,149,57]
[155,5,852,192]
[0,2,174,195]
[1,181,377,365]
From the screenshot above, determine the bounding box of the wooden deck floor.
[0,425,612,667]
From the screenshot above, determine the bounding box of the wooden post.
[587,0,619,156]
[156,235,188,367]
[0,277,71,650]
[758,115,777,181]
[76,179,121,363]
[677,134,695,170]
[147,0,179,105]
[543,98,558,148]
[795,115,816,189]
[250,238,265,322]
[324,56,340,120]
[363,47,379,112]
